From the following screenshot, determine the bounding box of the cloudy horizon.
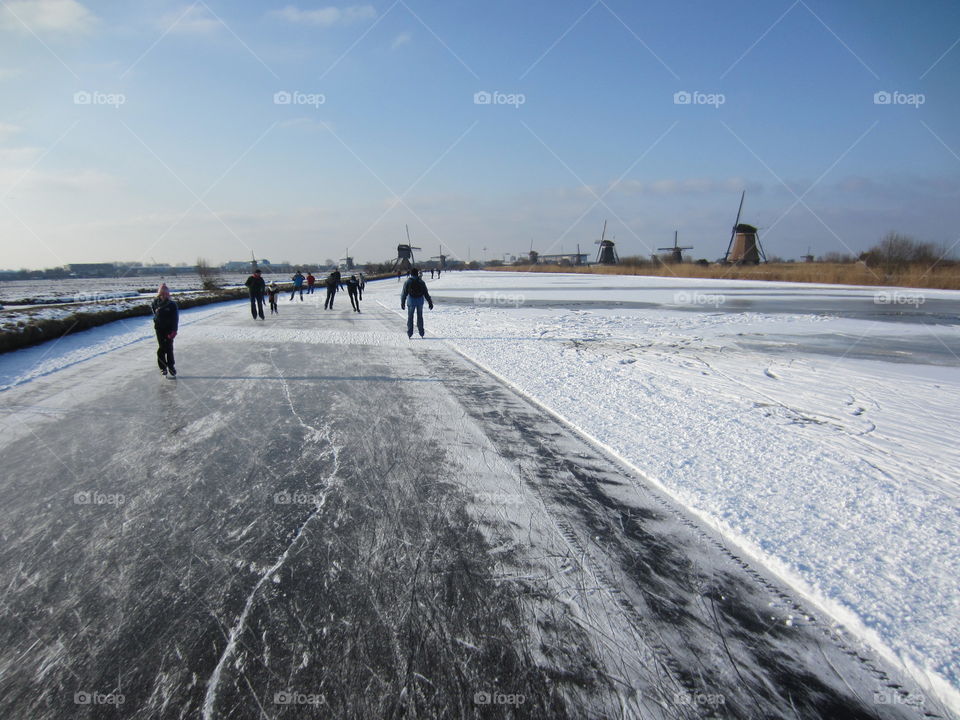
[2,0,959,270]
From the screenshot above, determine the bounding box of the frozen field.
[0,270,956,718]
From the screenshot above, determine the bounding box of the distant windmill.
[391,225,422,272]
[594,220,619,264]
[658,231,693,263]
[723,191,766,265]
[528,239,539,264]
[339,248,354,270]
[429,244,447,269]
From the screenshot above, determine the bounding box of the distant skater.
[400,267,433,338]
[290,270,305,301]
[306,272,316,294]
[358,272,365,300]
[245,268,265,320]
[436,268,441,279]
[152,283,179,378]
[346,275,361,312]
[324,270,343,310]
[430,268,435,279]
[267,281,279,314]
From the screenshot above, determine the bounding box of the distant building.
[67,263,116,277]
[537,253,590,266]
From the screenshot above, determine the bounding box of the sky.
[1,0,959,269]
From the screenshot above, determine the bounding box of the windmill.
[528,239,539,265]
[338,248,354,270]
[429,244,447,269]
[658,231,693,263]
[594,220,618,264]
[723,191,766,265]
[392,225,422,272]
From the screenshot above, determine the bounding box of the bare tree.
[196,257,222,291]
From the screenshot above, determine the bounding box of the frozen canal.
[0,274,954,719]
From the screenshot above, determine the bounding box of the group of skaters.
[243,268,366,319]
[151,266,433,377]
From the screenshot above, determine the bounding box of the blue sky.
[1,0,959,268]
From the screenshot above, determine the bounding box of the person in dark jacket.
[357,272,365,300]
[267,281,280,314]
[345,275,361,312]
[400,267,433,338]
[245,268,266,319]
[151,283,179,377]
[324,270,343,310]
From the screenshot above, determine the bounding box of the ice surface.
[381,271,960,713]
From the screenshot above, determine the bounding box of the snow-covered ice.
[375,270,960,713]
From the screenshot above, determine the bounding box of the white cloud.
[269,5,376,27]
[0,0,96,34]
[391,31,411,49]
[0,123,22,142]
[161,5,222,34]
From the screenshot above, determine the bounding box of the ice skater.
[152,283,179,377]
[306,272,316,294]
[346,275,361,312]
[400,267,433,338]
[267,281,280,314]
[245,268,265,320]
[290,270,305,301]
[323,270,343,310]
[357,272,365,300]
